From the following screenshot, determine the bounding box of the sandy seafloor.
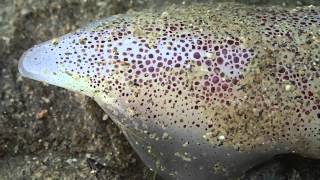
[0,0,320,179]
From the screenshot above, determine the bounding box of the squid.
[19,2,320,180]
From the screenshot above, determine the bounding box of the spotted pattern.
[51,6,320,148]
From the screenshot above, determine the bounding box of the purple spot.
[193,52,201,59]
[222,49,228,55]
[233,56,239,63]
[148,67,154,72]
[227,40,234,45]
[210,87,215,93]
[212,76,219,84]
[222,84,228,91]
[217,57,224,64]
[205,60,212,66]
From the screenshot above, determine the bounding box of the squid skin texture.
[19,3,320,180]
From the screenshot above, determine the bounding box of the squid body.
[19,3,320,180]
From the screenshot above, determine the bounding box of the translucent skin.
[19,3,320,180]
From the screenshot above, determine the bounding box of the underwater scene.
[0,0,320,179]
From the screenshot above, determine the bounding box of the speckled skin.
[19,3,320,180]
